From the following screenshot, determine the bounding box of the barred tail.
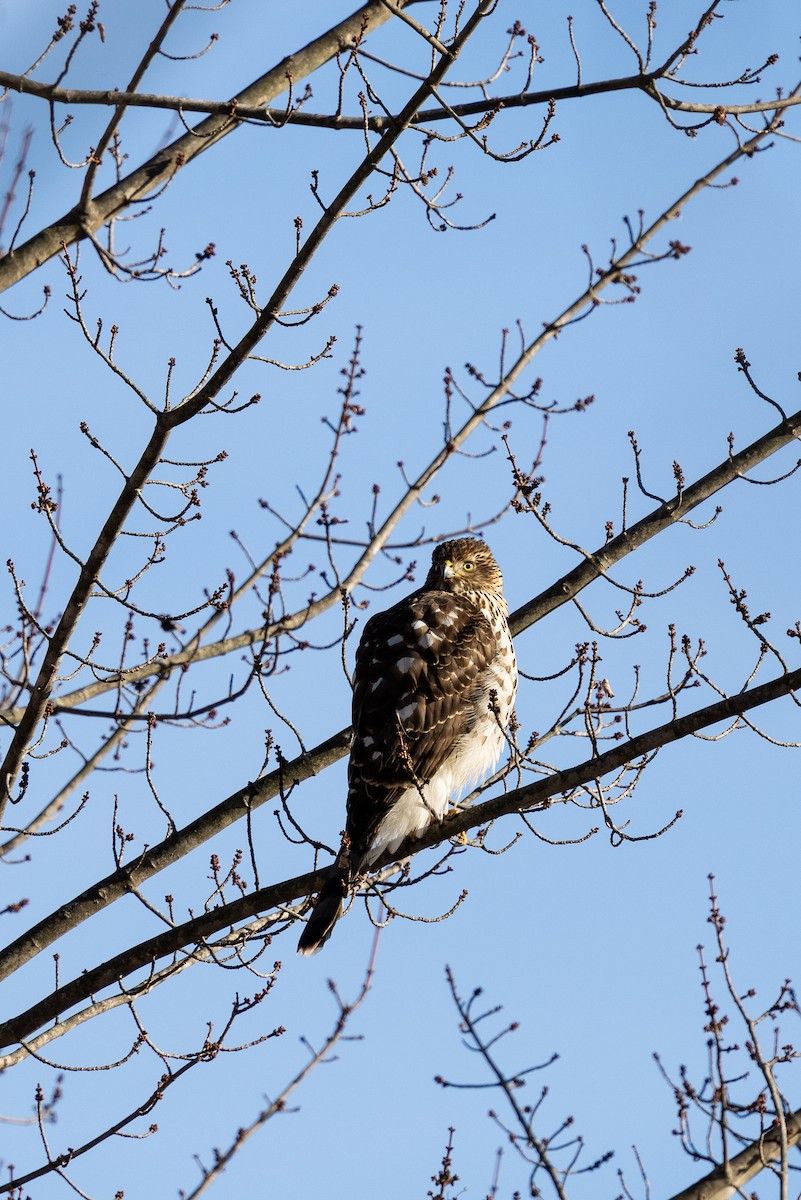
[296,870,348,955]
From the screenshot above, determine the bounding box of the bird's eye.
[462,561,475,571]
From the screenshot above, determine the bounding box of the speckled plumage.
[297,538,517,955]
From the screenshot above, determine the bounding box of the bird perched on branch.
[297,537,517,955]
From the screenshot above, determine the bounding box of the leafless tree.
[0,2,799,1196]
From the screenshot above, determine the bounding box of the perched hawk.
[297,537,517,955]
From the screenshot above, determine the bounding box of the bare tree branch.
[667,1109,801,1200]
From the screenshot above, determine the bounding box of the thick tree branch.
[669,1108,801,1200]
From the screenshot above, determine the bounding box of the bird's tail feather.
[296,870,348,955]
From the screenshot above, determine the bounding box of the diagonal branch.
[668,1108,801,1200]
[511,405,801,633]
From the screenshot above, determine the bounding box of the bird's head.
[425,538,504,597]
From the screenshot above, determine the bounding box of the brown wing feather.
[345,588,496,864]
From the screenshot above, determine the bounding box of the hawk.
[297,537,517,955]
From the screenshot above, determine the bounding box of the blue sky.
[1,2,800,1197]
